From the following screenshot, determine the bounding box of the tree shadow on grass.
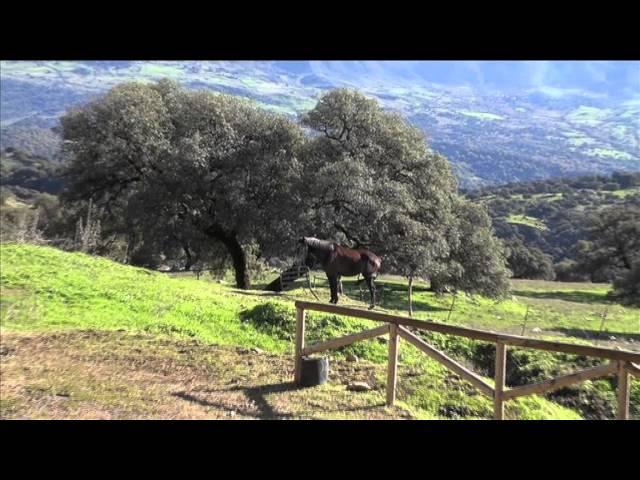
[231,290,284,298]
[233,278,449,315]
[174,384,403,419]
[173,382,300,419]
[339,280,449,314]
[512,289,608,304]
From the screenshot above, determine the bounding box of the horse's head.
[296,237,307,256]
[297,237,318,268]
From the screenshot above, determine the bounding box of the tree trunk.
[183,244,193,271]
[408,274,414,317]
[227,239,250,289]
[204,225,250,289]
[430,277,445,294]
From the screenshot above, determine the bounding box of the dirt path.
[0,331,414,420]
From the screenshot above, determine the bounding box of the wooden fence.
[293,301,640,420]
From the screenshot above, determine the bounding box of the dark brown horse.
[300,237,382,309]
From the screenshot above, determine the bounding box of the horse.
[299,237,382,309]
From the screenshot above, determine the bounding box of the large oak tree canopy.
[61,80,304,289]
[300,89,458,262]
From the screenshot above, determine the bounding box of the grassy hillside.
[2,244,638,419]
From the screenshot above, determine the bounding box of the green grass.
[506,214,548,231]
[585,148,635,161]
[138,63,186,79]
[0,244,288,353]
[3,243,638,419]
[567,136,597,147]
[460,111,504,121]
[609,187,640,198]
[531,192,563,201]
[566,106,611,127]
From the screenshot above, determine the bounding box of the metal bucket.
[299,356,329,387]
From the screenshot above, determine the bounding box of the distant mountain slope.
[470,171,640,265]
[1,61,638,188]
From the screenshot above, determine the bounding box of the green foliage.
[475,172,640,296]
[240,302,296,340]
[300,90,457,271]
[0,126,61,159]
[61,79,305,289]
[612,264,640,307]
[505,237,556,280]
[299,89,508,297]
[574,206,640,304]
[239,301,389,362]
[0,149,63,198]
[431,200,511,298]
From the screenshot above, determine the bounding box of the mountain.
[1,60,638,189]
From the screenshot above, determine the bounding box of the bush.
[240,302,296,341]
[554,259,590,282]
[239,302,388,361]
[611,264,640,306]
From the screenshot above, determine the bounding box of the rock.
[346,354,359,362]
[609,336,617,341]
[531,327,542,333]
[347,381,371,392]
[250,347,264,354]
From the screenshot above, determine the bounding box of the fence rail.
[293,301,640,420]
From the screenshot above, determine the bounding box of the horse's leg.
[337,275,343,295]
[365,275,375,309]
[327,275,338,304]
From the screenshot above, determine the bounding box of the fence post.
[494,342,507,420]
[618,361,630,420]
[520,305,530,336]
[387,323,399,406]
[294,307,306,385]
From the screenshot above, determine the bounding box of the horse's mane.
[303,237,335,252]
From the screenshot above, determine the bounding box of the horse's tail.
[367,254,381,272]
[372,256,381,271]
